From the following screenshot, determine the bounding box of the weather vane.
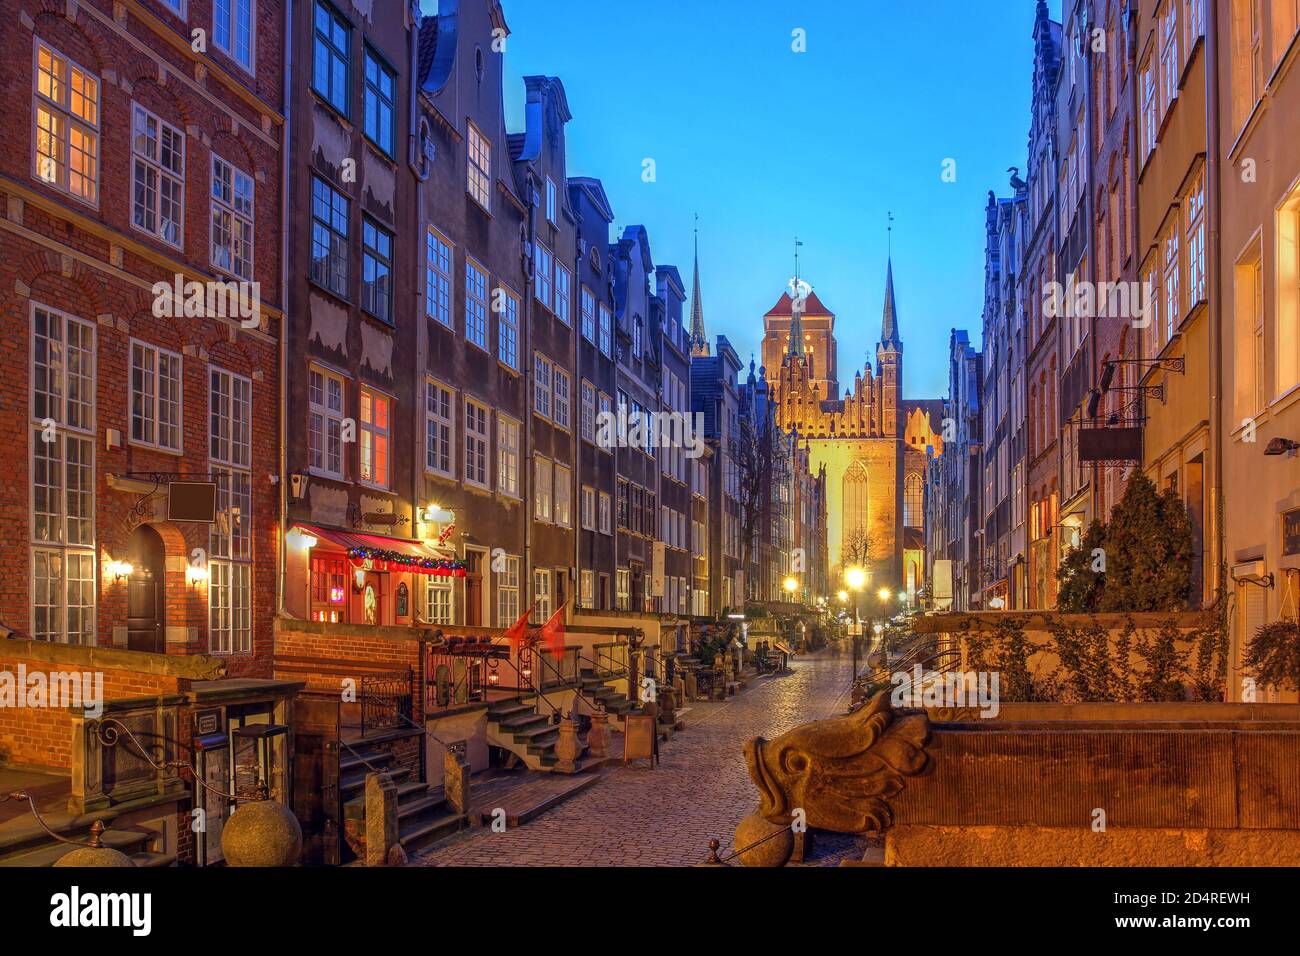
[788,238,810,305]
[887,211,894,256]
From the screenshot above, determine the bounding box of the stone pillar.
[443,745,470,816]
[554,714,582,773]
[586,709,608,758]
[364,773,399,867]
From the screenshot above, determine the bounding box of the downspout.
[1204,1,1224,613]
[571,215,581,620]
[524,175,538,620]
[277,0,293,619]
[407,2,429,566]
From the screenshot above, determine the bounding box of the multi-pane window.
[598,304,613,357]
[130,341,182,451]
[425,576,453,625]
[497,414,520,497]
[581,486,596,530]
[33,41,99,203]
[362,218,393,322]
[359,387,390,487]
[310,554,347,623]
[214,0,254,71]
[554,464,572,527]
[497,557,520,627]
[211,156,254,279]
[131,104,184,247]
[311,176,349,296]
[425,380,454,477]
[1141,57,1157,159]
[1163,224,1181,342]
[363,47,395,156]
[210,368,252,654]
[554,263,572,326]
[599,492,612,535]
[467,122,491,209]
[1159,1,1179,114]
[498,287,519,370]
[615,569,631,611]
[535,245,553,307]
[31,305,96,644]
[553,369,571,429]
[1186,171,1206,305]
[309,367,345,478]
[313,0,350,115]
[581,288,596,342]
[465,259,488,349]
[533,570,552,621]
[546,177,557,224]
[209,367,251,469]
[598,393,613,451]
[534,355,552,418]
[465,399,489,487]
[580,381,596,442]
[633,319,643,359]
[580,570,595,609]
[425,228,453,327]
[534,456,552,522]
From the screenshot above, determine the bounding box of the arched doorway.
[126,524,166,653]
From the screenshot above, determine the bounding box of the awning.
[292,523,466,577]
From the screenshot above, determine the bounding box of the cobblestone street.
[413,645,866,867]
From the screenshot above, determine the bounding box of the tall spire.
[689,214,709,357]
[880,257,902,351]
[787,238,806,360]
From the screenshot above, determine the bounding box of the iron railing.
[359,669,414,737]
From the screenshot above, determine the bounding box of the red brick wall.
[0,653,184,768]
[0,0,283,676]
[273,622,425,719]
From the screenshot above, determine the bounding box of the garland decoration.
[347,546,467,577]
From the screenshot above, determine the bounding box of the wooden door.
[126,525,165,653]
[465,550,484,627]
[292,694,341,865]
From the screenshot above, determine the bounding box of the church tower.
[876,259,903,437]
[689,221,709,357]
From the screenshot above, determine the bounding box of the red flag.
[502,600,535,649]
[540,602,567,659]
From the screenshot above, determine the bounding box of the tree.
[1056,519,1106,612]
[1056,472,1194,613]
[841,526,874,575]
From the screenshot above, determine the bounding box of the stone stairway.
[341,734,465,858]
[0,823,174,867]
[577,669,641,721]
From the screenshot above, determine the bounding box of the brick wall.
[0,0,284,676]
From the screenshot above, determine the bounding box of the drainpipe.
[571,215,581,620]
[524,174,538,621]
[276,0,293,618]
[1205,1,1224,612]
[407,2,429,561]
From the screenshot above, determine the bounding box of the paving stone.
[412,647,868,867]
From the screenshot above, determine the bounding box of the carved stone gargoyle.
[743,690,931,833]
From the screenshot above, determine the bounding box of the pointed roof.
[764,290,832,318]
[787,293,806,360]
[689,230,708,357]
[880,258,902,350]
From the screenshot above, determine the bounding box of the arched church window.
[842,461,870,565]
[904,473,924,528]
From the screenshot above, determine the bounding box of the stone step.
[0,827,152,867]
[340,749,394,774]
[497,712,550,732]
[341,764,412,798]
[398,811,465,853]
[487,701,534,720]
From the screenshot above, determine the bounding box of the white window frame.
[467,121,491,210]
[533,569,553,621]
[309,365,346,479]
[581,287,596,342]
[209,367,253,655]
[425,575,454,625]
[497,556,520,627]
[554,261,572,326]
[464,398,490,489]
[580,381,596,443]
[534,354,553,419]
[534,455,553,522]
[32,39,99,206]
[425,379,455,478]
[465,257,488,350]
[214,0,256,73]
[498,285,520,370]
[553,368,571,429]
[131,103,185,248]
[30,303,96,645]
[599,491,612,535]
[129,339,183,452]
[497,413,520,498]
[211,155,255,280]
[581,485,596,530]
[599,304,613,357]
[554,463,572,528]
[425,227,454,327]
[546,177,557,224]
[535,244,553,308]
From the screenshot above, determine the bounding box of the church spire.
[880,257,902,351]
[787,238,807,360]
[689,214,709,357]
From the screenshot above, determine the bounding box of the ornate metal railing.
[359,669,414,737]
[71,695,189,813]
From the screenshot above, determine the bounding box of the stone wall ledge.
[0,636,226,680]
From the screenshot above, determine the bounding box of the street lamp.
[782,576,799,601]
[845,567,868,677]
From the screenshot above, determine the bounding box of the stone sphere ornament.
[52,820,136,867]
[734,812,795,867]
[220,797,303,867]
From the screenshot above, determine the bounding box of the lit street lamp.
[845,567,868,677]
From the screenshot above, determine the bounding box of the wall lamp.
[1264,438,1299,457]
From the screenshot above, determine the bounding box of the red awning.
[293,523,465,577]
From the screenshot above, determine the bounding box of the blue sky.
[423,1,1057,398]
